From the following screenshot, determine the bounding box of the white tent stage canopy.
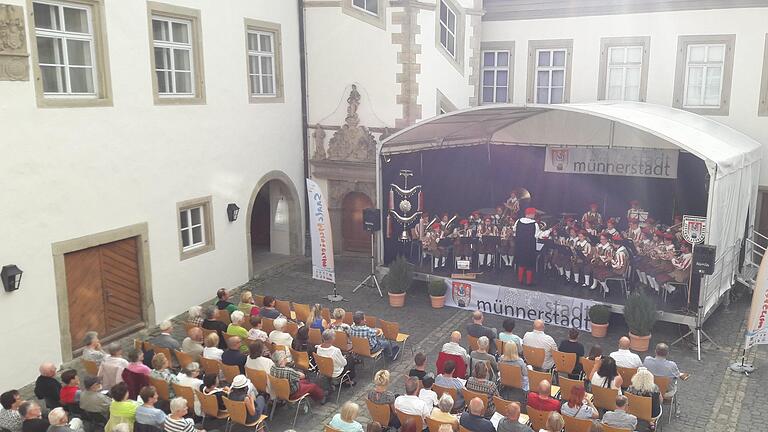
[378,102,762,326]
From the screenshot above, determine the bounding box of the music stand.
[481,236,500,270]
[353,231,383,297]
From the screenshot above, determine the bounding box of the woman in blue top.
[307,303,327,330]
[499,341,529,391]
[329,401,364,432]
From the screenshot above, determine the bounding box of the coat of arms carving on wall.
[0,4,30,81]
[326,84,377,162]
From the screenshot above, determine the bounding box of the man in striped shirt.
[349,311,400,361]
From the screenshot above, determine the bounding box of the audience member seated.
[465,362,499,417]
[558,328,585,376]
[150,353,179,398]
[59,370,80,406]
[498,319,523,355]
[601,395,637,431]
[176,363,203,391]
[126,349,151,376]
[135,386,166,429]
[200,375,227,412]
[238,292,259,317]
[99,343,130,390]
[418,375,438,408]
[215,288,237,314]
[394,377,431,429]
[0,390,23,432]
[408,352,428,381]
[458,398,494,432]
[150,321,181,351]
[269,318,294,361]
[19,402,48,432]
[643,342,689,399]
[270,351,326,404]
[105,383,137,432]
[202,333,223,361]
[245,340,275,398]
[46,408,84,432]
[247,317,268,342]
[587,345,603,360]
[499,341,529,391]
[441,331,469,363]
[316,329,356,386]
[186,306,204,328]
[34,362,62,409]
[201,306,228,341]
[429,394,458,431]
[609,337,642,369]
[526,380,560,413]
[541,412,565,432]
[163,398,197,432]
[222,336,247,374]
[522,320,557,370]
[329,308,351,334]
[227,311,250,344]
[292,326,314,354]
[79,376,110,418]
[367,370,399,429]
[626,367,662,418]
[496,401,534,432]
[469,336,498,380]
[228,375,266,421]
[560,384,598,420]
[329,401,364,432]
[82,332,108,364]
[466,311,497,355]
[350,311,399,361]
[590,355,623,392]
[259,296,282,320]
[434,360,465,411]
[307,304,327,330]
[181,327,204,362]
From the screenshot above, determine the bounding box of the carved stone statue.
[0,4,29,81]
[327,85,376,162]
[312,124,327,160]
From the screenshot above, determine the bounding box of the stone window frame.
[526,39,573,104]
[434,0,465,74]
[479,40,515,105]
[176,195,215,260]
[244,18,284,104]
[436,89,457,115]
[27,0,113,108]
[341,0,386,30]
[146,1,206,105]
[759,34,768,116]
[597,36,650,102]
[672,34,736,116]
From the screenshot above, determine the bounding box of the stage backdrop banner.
[745,254,768,349]
[443,279,599,331]
[545,147,679,179]
[306,178,335,283]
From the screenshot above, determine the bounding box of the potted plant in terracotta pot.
[384,255,412,308]
[588,304,611,338]
[623,293,658,352]
[428,278,447,308]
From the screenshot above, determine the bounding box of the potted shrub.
[384,255,413,308]
[588,304,611,338]
[428,278,448,308]
[623,293,658,352]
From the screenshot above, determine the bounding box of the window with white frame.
[683,44,725,108]
[481,50,510,103]
[352,0,377,15]
[605,46,643,101]
[152,15,194,96]
[179,206,205,251]
[438,0,457,57]
[32,1,97,96]
[247,30,276,96]
[534,48,566,104]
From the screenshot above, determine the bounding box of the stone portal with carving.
[0,4,29,81]
[326,85,376,162]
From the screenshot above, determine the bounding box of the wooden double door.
[342,192,373,252]
[64,237,143,349]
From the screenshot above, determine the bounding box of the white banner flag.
[306,178,335,283]
[545,146,679,179]
[746,254,768,348]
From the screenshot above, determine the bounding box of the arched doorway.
[342,192,373,252]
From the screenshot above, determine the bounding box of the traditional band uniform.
[582,203,603,229]
[425,223,447,269]
[477,218,499,267]
[593,236,628,294]
[572,232,593,288]
[499,218,516,267]
[590,235,614,290]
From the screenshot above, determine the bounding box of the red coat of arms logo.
[452,281,472,308]
[550,148,569,171]
[682,215,707,244]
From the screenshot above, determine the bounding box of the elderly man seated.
[459,398,495,432]
[181,327,204,361]
[46,408,83,432]
[315,329,356,386]
[522,320,557,370]
[496,401,533,432]
[81,332,108,364]
[222,336,247,374]
[526,379,560,412]
[643,342,689,399]
[270,351,326,403]
[215,288,237,313]
[34,363,61,410]
[19,402,48,432]
[0,390,23,432]
[259,296,283,319]
[269,317,294,361]
[78,376,110,419]
[610,336,643,368]
[349,311,400,361]
[97,343,129,390]
[441,331,470,363]
[466,311,497,355]
[394,377,431,429]
[150,320,181,351]
[602,395,638,431]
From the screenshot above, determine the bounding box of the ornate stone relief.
[325,84,377,162]
[328,179,376,210]
[0,4,29,81]
[312,124,327,160]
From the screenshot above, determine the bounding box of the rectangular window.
[534,48,566,104]
[605,46,643,101]
[439,0,457,57]
[152,16,194,96]
[673,34,735,116]
[352,0,377,15]
[342,0,386,29]
[481,50,510,103]
[177,196,215,260]
[247,30,275,96]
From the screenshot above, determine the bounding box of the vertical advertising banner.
[746,255,768,349]
[306,179,335,283]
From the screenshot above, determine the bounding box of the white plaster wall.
[0,0,304,388]
[482,7,768,183]
[269,181,291,255]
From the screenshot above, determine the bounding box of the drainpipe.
[298,0,311,256]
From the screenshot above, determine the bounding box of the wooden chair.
[253,294,264,307]
[380,319,412,357]
[526,406,552,432]
[365,399,392,428]
[199,357,221,376]
[313,353,352,403]
[174,350,194,370]
[461,387,488,408]
[321,307,332,323]
[324,425,342,432]
[625,392,662,425]
[171,383,196,416]
[333,330,351,353]
[194,389,229,425]
[591,386,619,411]
[617,367,638,388]
[351,336,382,373]
[245,367,268,395]
[148,377,170,401]
[289,347,312,372]
[553,351,578,375]
[557,376,585,401]
[499,363,523,390]
[293,303,311,323]
[654,375,677,424]
[394,408,423,430]
[522,345,546,370]
[285,321,299,338]
[467,335,480,351]
[268,375,311,427]
[342,311,353,325]
[308,328,323,346]
[221,363,241,383]
[222,396,267,432]
[563,415,594,432]
[459,427,471,432]
[426,416,456,432]
[274,299,292,318]
[580,357,596,379]
[495,339,506,355]
[528,369,553,393]
[201,328,218,340]
[133,339,144,352]
[183,322,198,333]
[261,318,275,334]
[81,359,99,376]
[215,309,231,325]
[493,395,516,415]
[602,425,633,432]
[432,383,458,401]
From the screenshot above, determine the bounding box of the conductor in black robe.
[514,207,551,286]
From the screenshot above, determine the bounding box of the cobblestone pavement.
[18,256,766,432]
